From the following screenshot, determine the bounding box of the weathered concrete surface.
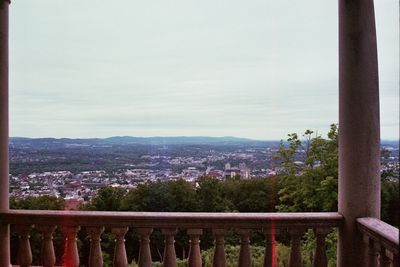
[0,210,343,228]
[0,1,10,266]
[357,217,399,254]
[338,0,381,266]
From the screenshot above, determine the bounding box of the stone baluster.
[36,225,57,267]
[363,235,378,267]
[371,241,381,267]
[112,227,129,267]
[187,229,202,267]
[392,254,399,267]
[15,224,33,267]
[161,228,177,267]
[288,227,305,267]
[238,229,251,267]
[212,229,227,267]
[62,226,80,267]
[137,228,153,267]
[263,227,278,267]
[87,226,105,267]
[384,250,397,267]
[378,246,391,267]
[312,228,330,267]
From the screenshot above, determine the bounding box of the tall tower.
[47,176,54,191]
[224,163,231,171]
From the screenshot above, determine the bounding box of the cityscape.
[9,136,399,209]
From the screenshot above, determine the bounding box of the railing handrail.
[357,217,399,255]
[3,210,344,266]
[0,210,343,228]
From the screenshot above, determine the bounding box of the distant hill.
[103,136,267,145]
[10,136,399,148]
[381,140,400,147]
[10,136,279,147]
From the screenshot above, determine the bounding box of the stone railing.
[1,210,343,267]
[357,217,399,267]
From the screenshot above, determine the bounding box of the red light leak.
[271,220,277,267]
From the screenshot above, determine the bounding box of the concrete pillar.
[0,1,10,266]
[338,0,380,266]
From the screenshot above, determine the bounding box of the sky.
[9,0,399,140]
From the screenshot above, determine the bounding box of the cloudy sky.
[9,0,399,140]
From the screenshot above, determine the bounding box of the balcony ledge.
[1,210,343,229]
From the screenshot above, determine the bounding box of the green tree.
[10,195,64,210]
[82,186,127,211]
[275,124,338,212]
[381,179,399,227]
[222,177,279,212]
[122,180,198,212]
[274,133,302,176]
[195,176,234,212]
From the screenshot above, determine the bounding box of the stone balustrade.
[1,210,343,267]
[357,217,399,267]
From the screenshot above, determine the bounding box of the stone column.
[0,1,10,266]
[338,0,380,266]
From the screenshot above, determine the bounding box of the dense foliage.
[274,124,338,212]
[10,195,65,210]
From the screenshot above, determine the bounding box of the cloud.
[9,0,399,140]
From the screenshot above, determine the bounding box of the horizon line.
[9,135,400,143]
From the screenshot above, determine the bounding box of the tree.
[81,186,127,211]
[122,180,198,212]
[221,177,279,212]
[274,133,302,176]
[195,176,234,212]
[381,179,399,227]
[10,195,65,210]
[275,124,338,212]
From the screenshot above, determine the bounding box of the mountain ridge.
[10,136,280,146]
